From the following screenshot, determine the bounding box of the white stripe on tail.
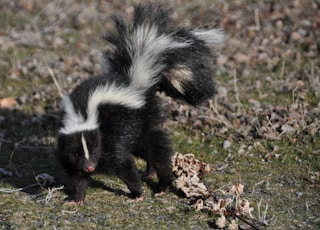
[128,24,192,90]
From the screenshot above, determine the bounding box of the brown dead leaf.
[172,152,211,197]
[238,199,254,219]
[230,183,244,195]
[228,220,239,230]
[0,97,16,109]
[193,199,204,211]
[215,215,226,228]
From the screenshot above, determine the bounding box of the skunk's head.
[57,129,102,174]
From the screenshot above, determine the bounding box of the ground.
[0,0,319,229]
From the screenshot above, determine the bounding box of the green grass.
[1,121,319,228]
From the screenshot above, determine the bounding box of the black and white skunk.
[56,4,225,204]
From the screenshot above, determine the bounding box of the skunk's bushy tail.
[103,4,225,105]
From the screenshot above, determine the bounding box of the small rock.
[216,163,229,171]
[296,80,305,88]
[238,148,245,155]
[192,119,203,129]
[223,140,232,149]
[53,37,65,48]
[281,124,296,135]
[0,168,12,177]
[217,86,228,98]
[275,20,283,28]
[297,28,307,36]
[239,224,252,230]
[248,98,261,108]
[291,32,302,41]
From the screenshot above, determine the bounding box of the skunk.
[56,4,225,204]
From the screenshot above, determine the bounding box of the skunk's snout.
[84,162,96,173]
[85,166,95,173]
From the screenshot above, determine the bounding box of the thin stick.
[280,58,286,79]
[226,207,262,230]
[0,184,38,193]
[208,100,234,129]
[233,69,244,112]
[254,8,261,30]
[47,64,65,98]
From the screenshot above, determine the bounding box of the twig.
[226,207,262,230]
[233,69,244,113]
[0,184,39,193]
[9,138,26,176]
[15,41,58,50]
[308,61,320,97]
[254,8,261,31]
[257,198,269,226]
[0,138,54,150]
[208,100,234,130]
[212,183,232,193]
[46,64,65,98]
[280,58,286,79]
[31,2,75,35]
[44,185,64,204]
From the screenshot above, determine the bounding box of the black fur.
[56,4,224,203]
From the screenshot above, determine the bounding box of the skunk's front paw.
[63,199,86,205]
[154,191,166,197]
[63,195,86,205]
[127,195,144,203]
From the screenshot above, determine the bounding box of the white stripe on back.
[59,24,192,135]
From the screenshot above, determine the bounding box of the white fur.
[192,29,226,48]
[81,133,90,160]
[59,83,145,135]
[128,24,192,90]
[59,96,98,135]
[166,64,193,95]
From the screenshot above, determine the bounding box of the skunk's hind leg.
[142,128,174,193]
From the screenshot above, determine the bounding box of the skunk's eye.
[72,152,79,158]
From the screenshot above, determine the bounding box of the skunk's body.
[56,4,224,203]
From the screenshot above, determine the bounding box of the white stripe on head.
[59,96,98,135]
[81,133,90,160]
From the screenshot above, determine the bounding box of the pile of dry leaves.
[172,152,257,229]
